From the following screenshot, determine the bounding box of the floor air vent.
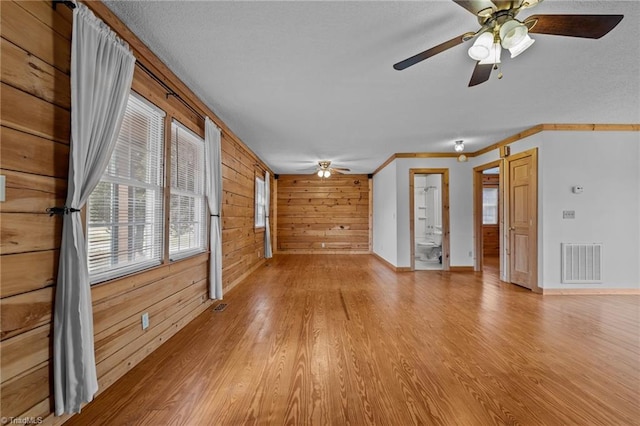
[213,303,228,312]
[562,243,603,284]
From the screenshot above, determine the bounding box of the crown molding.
[372,123,640,175]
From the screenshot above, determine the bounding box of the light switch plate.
[563,210,575,219]
[141,312,149,330]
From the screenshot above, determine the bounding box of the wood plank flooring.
[67,255,640,425]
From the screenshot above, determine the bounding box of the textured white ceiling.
[104,0,640,174]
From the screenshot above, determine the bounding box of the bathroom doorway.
[409,169,450,271]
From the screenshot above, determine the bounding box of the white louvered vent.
[562,243,603,284]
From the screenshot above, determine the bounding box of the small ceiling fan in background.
[315,161,350,178]
[393,0,624,86]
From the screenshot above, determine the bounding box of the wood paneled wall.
[276,175,370,253]
[221,138,273,290]
[0,1,270,422]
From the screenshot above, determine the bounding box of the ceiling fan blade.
[393,34,466,70]
[332,167,351,172]
[468,62,493,87]
[525,14,624,39]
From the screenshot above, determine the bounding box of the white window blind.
[482,187,499,225]
[87,92,165,283]
[255,176,265,228]
[169,121,206,259]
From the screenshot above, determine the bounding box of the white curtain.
[264,171,273,258]
[205,117,223,299]
[53,4,135,416]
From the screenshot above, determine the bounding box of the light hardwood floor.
[67,255,640,425]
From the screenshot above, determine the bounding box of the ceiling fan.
[315,161,350,178]
[393,0,624,86]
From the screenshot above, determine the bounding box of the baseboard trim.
[449,266,474,272]
[542,288,640,295]
[224,258,266,295]
[371,252,397,271]
[371,252,412,272]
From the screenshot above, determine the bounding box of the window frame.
[168,119,208,261]
[482,186,499,225]
[86,91,166,284]
[254,175,266,231]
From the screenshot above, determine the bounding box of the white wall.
[538,131,639,288]
[374,130,639,289]
[372,161,397,265]
[473,131,640,289]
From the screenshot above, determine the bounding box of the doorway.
[473,160,502,275]
[409,169,450,271]
[473,149,538,291]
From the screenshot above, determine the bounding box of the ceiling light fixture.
[508,33,535,58]
[479,41,502,65]
[467,19,534,64]
[467,32,494,61]
[501,19,535,58]
[317,169,331,178]
[500,19,527,49]
[454,140,465,152]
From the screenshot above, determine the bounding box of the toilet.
[416,228,442,261]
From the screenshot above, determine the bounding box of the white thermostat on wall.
[572,186,584,194]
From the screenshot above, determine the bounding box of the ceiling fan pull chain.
[494,63,504,80]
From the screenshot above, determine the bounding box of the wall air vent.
[561,243,603,284]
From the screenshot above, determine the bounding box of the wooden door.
[508,150,537,290]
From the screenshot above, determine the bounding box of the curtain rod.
[135,61,206,122]
[52,0,206,123]
[53,0,76,10]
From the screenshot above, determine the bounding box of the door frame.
[473,159,503,273]
[409,169,450,271]
[504,148,539,292]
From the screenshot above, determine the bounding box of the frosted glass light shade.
[468,32,494,61]
[479,43,501,65]
[500,20,527,49]
[454,141,464,152]
[509,34,535,58]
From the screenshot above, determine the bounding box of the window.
[87,93,165,283]
[169,121,207,259]
[254,176,265,228]
[482,187,499,225]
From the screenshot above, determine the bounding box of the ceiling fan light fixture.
[454,140,465,152]
[317,170,324,178]
[317,169,330,178]
[500,19,528,49]
[467,32,494,61]
[508,33,535,58]
[478,42,501,65]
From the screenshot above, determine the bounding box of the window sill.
[90,252,209,290]
[170,248,208,262]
